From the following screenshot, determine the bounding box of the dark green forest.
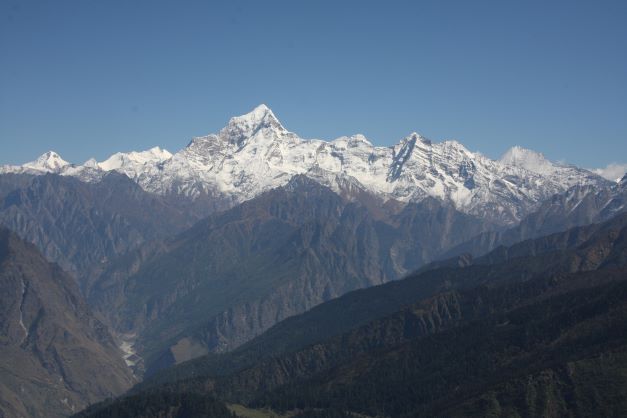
[74,392,236,418]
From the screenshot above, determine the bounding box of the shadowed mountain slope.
[90,176,495,375]
[82,212,627,417]
[0,227,134,418]
[0,173,196,291]
[134,212,627,400]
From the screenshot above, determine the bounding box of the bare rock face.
[0,228,135,418]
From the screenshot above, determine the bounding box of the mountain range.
[87,176,496,376]
[1,105,625,417]
[1,104,610,225]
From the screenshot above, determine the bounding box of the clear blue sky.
[1,0,626,170]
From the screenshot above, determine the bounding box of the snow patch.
[118,333,142,372]
[18,278,28,344]
[98,146,172,171]
[500,146,557,176]
[23,151,70,173]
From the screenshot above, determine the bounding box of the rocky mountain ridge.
[1,105,609,225]
[0,172,196,290]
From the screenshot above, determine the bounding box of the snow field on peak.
[0,105,610,224]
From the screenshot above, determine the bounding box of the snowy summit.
[0,105,609,225]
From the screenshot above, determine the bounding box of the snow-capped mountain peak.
[499,145,602,190]
[499,145,555,175]
[219,104,288,147]
[23,151,70,173]
[233,103,276,124]
[83,158,99,169]
[409,132,431,145]
[331,134,374,148]
[0,105,611,225]
[98,146,172,171]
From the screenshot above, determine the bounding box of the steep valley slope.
[89,176,496,376]
[0,227,135,418]
[103,212,627,418]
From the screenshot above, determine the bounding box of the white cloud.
[592,163,627,182]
